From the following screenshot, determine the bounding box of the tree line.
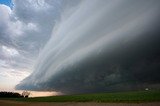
[0,91,30,98]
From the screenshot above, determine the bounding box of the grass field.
[4,90,160,103]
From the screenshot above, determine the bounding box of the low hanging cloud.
[16,0,160,94]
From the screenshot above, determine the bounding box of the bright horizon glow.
[16,90,60,97]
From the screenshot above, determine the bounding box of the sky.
[0,0,13,8]
[0,0,80,93]
[0,0,63,91]
[0,0,160,95]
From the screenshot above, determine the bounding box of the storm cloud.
[16,0,160,94]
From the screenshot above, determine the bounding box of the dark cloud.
[16,0,160,94]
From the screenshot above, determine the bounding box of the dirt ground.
[0,100,160,106]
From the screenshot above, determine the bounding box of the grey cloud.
[16,0,160,94]
[0,4,34,72]
[0,0,74,77]
[11,0,80,54]
[0,5,13,47]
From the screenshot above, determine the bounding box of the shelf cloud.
[16,0,160,94]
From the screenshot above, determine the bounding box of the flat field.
[2,90,160,102]
[0,90,160,106]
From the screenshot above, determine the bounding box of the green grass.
[4,90,160,103]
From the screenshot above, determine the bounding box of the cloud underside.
[16,0,160,94]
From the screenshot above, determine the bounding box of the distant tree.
[22,91,30,98]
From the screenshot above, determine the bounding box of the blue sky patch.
[0,0,13,8]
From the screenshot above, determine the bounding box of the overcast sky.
[1,0,160,94]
